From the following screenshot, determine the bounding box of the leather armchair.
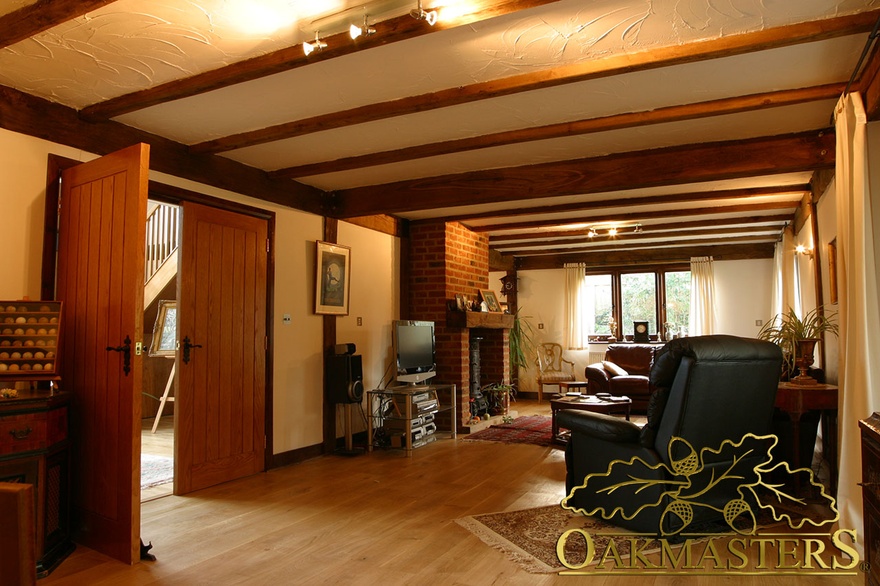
[584,343,658,411]
[560,335,782,535]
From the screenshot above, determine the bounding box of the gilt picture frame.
[149,300,177,357]
[315,241,351,315]
[480,289,502,313]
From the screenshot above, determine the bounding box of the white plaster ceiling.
[2,0,879,259]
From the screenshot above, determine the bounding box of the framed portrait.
[455,294,466,311]
[480,289,502,313]
[149,300,177,357]
[315,241,351,315]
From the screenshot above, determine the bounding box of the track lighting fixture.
[303,31,327,56]
[410,0,438,25]
[587,228,598,238]
[350,15,376,39]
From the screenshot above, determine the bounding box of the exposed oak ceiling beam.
[514,243,776,270]
[332,131,834,217]
[190,12,875,155]
[272,85,843,178]
[0,0,117,48]
[79,0,561,122]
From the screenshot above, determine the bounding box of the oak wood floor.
[41,400,860,585]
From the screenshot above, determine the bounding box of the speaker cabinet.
[328,354,364,403]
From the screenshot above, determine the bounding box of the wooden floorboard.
[40,400,860,585]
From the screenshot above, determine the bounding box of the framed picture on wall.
[315,241,351,315]
[149,300,177,357]
[480,289,502,313]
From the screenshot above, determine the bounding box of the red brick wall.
[406,221,508,426]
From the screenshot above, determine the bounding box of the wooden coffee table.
[550,394,632,444]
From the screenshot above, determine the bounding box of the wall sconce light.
[350,15,376,39]
[303,31,327,56]
[410,0,438,25]
[795,244,814,259]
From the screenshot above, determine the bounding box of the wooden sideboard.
[861,413,880,586]
[0,388,74,577]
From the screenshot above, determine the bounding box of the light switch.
[357,317,363,326]
[538,323,544,330]
[282,314,291,325]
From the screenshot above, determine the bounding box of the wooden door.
[175,202,267,494]
[56,143,149,564]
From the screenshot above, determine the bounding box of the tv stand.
[366,384,456,454]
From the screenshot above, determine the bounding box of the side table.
[550,395,632,444]
[775,382,839,491]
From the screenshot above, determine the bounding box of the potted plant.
[481,382,516,416]
[508,308,535,384]
[757,306,838,384]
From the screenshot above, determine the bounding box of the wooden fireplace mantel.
[446,310,514,329]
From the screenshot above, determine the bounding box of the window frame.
[585,264,690,343]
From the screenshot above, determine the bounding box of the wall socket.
[538,323,544,329]
[755,319,763,327]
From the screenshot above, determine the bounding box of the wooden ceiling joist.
[333,131,833,217]
[272,85,843,179]
[0,0,117,49]
[514,243,776,270]
[189,13,875,156]
[78,0,562,122]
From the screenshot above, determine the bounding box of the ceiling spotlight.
[303,31,327,56]
[410,0,438,25]
[633,224,643,233]
[350,15,376,39]
[608,227,618,237]
[587,228,598,238]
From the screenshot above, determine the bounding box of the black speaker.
[327,354,364,403]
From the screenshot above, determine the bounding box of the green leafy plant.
[757,306,838,376]
[508,308,535,373]
[481,382,516,415]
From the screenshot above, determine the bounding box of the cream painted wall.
[0,128,398,456]
[816,180,839,383]
[714,259,773,337]
[334,222,398,434]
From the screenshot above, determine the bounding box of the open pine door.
[56,144,149,564]
[175,201,267,494]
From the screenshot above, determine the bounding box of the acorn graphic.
[668,438,699,476]
[660,499,694,534]
[723,498,757,535]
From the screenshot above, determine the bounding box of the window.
[584,267,690,341]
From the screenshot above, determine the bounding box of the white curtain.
[835,91,880,555]
[771,225,798,317]
[564,263,588,349]
[689,256,716,336]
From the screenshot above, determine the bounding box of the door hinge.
[266,238,270,253]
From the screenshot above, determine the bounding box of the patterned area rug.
[141,454,173,489]
[456,505,636,573]
[463,415,554,447]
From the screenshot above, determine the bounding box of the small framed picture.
[455,293,466,311]
[149,300,177,357]
[480,289,502,313]
[315,241,351,315]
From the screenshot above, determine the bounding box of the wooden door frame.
[43,158,276,470]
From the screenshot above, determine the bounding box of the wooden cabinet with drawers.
[861,413,880,586]
[0,389,73,577]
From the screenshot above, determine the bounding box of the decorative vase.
[791,338,820,385]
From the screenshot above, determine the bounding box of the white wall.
[0,128,398,455]
[497,259,775,391]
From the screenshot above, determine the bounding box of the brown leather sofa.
[584,343,659,412]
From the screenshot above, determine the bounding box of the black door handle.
[106,335,132,376]
[182,336,202,364]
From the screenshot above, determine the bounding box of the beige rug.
[455,505,643,573]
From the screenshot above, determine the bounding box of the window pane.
[621,273,656,337]
[665,271,690,336]
[584,274,612,335]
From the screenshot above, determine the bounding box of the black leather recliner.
[559,335,783,535]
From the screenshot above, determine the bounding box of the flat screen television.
[393,320,436,385]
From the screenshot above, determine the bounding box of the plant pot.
[791,338,820,386]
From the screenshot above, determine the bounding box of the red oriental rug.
[463,415,555,447]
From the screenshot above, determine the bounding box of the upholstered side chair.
[535,342,576,401]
